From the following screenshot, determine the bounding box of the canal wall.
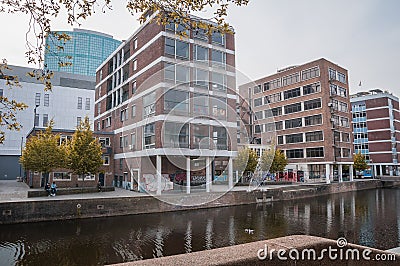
[0,180,385,224]
[112,235,400,266]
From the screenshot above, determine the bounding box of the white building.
[0,65,95,179]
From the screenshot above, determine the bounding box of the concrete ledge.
[111,235,400,266]
[27,186,115,197]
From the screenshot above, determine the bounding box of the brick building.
[351,89,400,177]
[94,13,237,194]
[25,128,114,188]
[239,58,354,183]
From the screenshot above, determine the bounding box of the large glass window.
[337,72,346,84]
[211,31,225,45]
[143,92,156,117]
[304,98,321,110]
[194,45,208,62]
[211,72,226,92]
[212,126,227,150]
[211,96,226,119]
[164,89,189,114]
[144,123,155,149]
[305,131,323,142]
[285,118,302,129]
[306,147,324,158]
[303,83,321,95]
[194,68,208,87]
[193,94,208,115]
[211,50,225,66]
[254,97,263,107]
[193,28,208,41]
[193,124,210,149]
[282,73,299,86]
[265,92,281,103]
[304,114,322,126]
[270,78,281,89]
[163,122,189,148]
[283,87,301,100]
[286,149,304,159]
[284,103,301,114]
[165,37,189,59]
[286,133,303,144]
[176,65,190,83]
[302,66,320,80]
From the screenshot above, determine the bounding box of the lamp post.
[28,104,39,188]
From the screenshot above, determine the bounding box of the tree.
[353,152,368,178]
[261,149,288,175]
[20,121,67,182]
[0,1,249,142]
[234,147,258,176]
[67,117,103,180]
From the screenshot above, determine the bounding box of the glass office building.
[44,28,121,76]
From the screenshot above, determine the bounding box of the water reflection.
[0,188,400,265]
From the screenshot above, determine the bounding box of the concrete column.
[389,166,393,176]
[338,164,343,183]
[228,158,233,190]
[157,155,162,195]
[380,165,383,177]
[373,165,377,179]
[235,170,239,183]
[206,157,211,192]
[325,164,331,184]
[349,164,354,181]
[186,157,191,194]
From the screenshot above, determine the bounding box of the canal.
[1,188,400,265]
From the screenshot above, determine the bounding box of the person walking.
[50,181,57,196]
[45,183,51,197]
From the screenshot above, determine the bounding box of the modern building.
[239,58,354,183]
[24,127,114,188]
[351,89,400,177]
[44,28,121,76]
[0,65,95,180]
[95,13,237,194]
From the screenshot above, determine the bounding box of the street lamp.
[28,104,39,188]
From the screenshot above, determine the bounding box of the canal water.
[1,188,400,265]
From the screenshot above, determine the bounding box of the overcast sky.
[1,0,399,95]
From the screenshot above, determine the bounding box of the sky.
[1,0,399,96]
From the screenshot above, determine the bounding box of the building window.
[286,133,303,144]
[143,92,156,117]
[34,114,39,127]
[77,116,82,126]
[119,159,123,170]
[85,98,90,110]
[132,80,137,94]
[35,93,41,106]
[285,118,302,129]
[265,92,281,103]
[53,172,71,181]
[102,155,110,165]
[331,99,348,112]
[212,126,227,150]
[263,82,270,91]
[99,137,110,147]
[270,78,281,89]
[282,72,299,86]
[133,59,137,71]
[304,98,321,110]
[254,111,263,120]
[193,94,208,115]
[131,105,136,118]
[303,83,321,95]
[211,72,226,91]
[211,31,225,45]
[194,68,208,87]
[335,148,341,158]
[211,96,226,120]
[211,50,226,66]
[283,87,301,100]
[334,131,341,142]
[193,28,208,41]
[342,148,351,158]
[42,114,49,127]
[302,66,320,80]
[271,107,282,117]
[97,103,101,116]
[144,123,155,149]
[133,38,138,49]
[164,89,189,114]
[77,97,82,109]
[254,97,263,107]
[284,103,302,114]
[277,136,284,145]
[163,122,189,148]
[337,72,346,84]
[44,94,50,107]
[59,135,72,145]
[275,121,283,130]
[342,132,350,142]
[165,37,189,59]
[193,124,210,149]
[254,124,262,133]
[0,89,3,97]
[304,114,322,126]
[265,123,275,132]
[306,147,324,158]
[286,149,304,159]
[120,108,128,121]
[329,68,336,80]
[131,132,136,150]
[305,131,323,142]
[194,45,208,62]
[253,85,262,94]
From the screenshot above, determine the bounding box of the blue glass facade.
[44,29,121,76]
